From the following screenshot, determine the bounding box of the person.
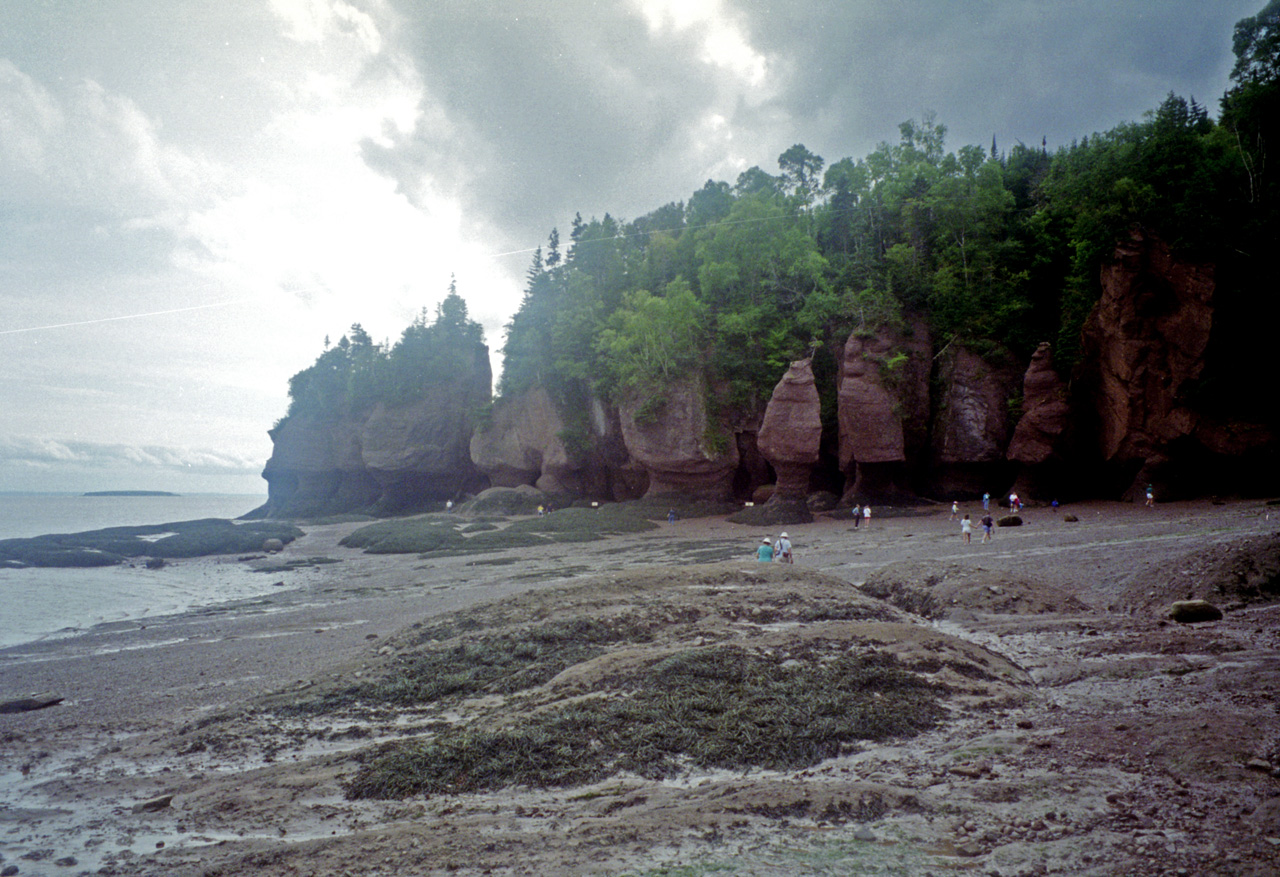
[774,531,793,563]
[1145,485,1154,508]
[982,492,990,511]
[961,514,972,543]
[756,537,774,562]
[950,501,959,520]
[862,505,872,528]
[668,508,676,524]
[852,504,862,529]
[981,513,994,543]
[1009,492,1020,512]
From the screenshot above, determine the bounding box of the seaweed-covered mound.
[0,518,304,568]
[262,563,1029,800]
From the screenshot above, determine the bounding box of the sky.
[0,0,1263,495]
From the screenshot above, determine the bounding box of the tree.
[687,179,734,227]
[777,144,825,203]
[1231,0,1280,85]
[1222,0,1280,203]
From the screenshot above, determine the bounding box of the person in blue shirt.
[756,538,774,562]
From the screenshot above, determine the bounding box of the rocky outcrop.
[931,345,1021,495]
[1008,343,1070,465]
[1006,342,1072,498]
[470,387,571,490]
[1077,229,1215,498]
[471,388,645,501]
[259,344,492,517]
[361,387,488,511]
[837,322,931,501]
[619,377,738,500]
[260,417,379,517]
[757,359,822,500]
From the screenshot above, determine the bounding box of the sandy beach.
[2,499,1278,876]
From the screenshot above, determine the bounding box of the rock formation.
[259,417,378,518]
[256,229,1278,516]
[618,377,739,500]
[1076,229,1215,498]
[1006,342,1072,498]
[756,359,823,500]
[930,345,1021,496]
[258,343,491,517]
[837,322,932,501]
[471,387,645,501]
[361,388,489,511]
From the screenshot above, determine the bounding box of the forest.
[280,3,1279,450]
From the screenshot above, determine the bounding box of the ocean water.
[0,493,274,649]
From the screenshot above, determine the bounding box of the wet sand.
[1,499,1277,876]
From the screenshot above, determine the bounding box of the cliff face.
[260,418,378,518]
[618,376,739,501]
[835,321,932,501]
[258,343,491,517]
[470,387,644,501]
[259,233,1275,514]
[929,345,1022,495]
[1074,229,1237,499]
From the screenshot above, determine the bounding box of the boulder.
[757,359,823,500]
[1169,599,1223,624]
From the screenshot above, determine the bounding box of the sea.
[0,493,275,649]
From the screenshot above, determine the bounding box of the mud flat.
[1,500,1278,876]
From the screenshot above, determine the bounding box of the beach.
[1,499,1278,876]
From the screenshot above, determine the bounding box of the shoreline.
[1,499,1277,876]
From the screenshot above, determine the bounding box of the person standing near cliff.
[852,504,862,529]
[983,492,990,511]
[951,501,959,520]
[862,505,872,528]
[1145,486,1154,508]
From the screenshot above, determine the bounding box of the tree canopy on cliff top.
[281,282,486,425]
[281,5,1277,433]
[496,4,1277,428]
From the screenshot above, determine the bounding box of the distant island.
[83,490,180,497]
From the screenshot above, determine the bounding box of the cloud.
[0,60,217,218]
[0,434,263,476]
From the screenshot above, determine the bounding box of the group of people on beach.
[756,532,793,563]
[957,511,996,543]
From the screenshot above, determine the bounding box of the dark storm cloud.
[365,0,1263,257]
[364,0,739,245]
[742,0,1261,154]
